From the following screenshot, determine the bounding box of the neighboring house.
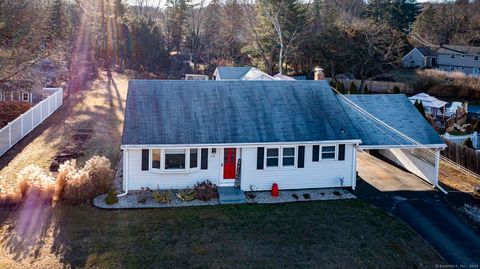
[409,93,448,118]
[436,45,480,76]
[402,47,437,68]
[0,89,34,104]
[120,80,445,193]
[213,66,275,81]
[273,73,296,80]
[184,74,209,80]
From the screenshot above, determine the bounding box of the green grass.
[0,200,443,268]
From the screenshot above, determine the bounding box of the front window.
[266,148,279,167]
[450,54,455,59]
[475,56,479,61]
[190,149,198,168]
[152,149,161,169]
[282,147,295,166]
[22,93,29,102]
[321,146,336,160]
[165,149,186,170]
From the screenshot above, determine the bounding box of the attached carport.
[339,94,447,190]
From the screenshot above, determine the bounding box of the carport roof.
[339,94,446,148]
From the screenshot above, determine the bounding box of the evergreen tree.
[411,4,440,45]
[336,81,345,94]
[366,0,420,33]
[464,138,475,149]
[414,100,427,119]
[363,84,370,94]
[349,82,358,94]
[166,0,191,51]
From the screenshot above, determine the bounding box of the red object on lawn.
[272,183,279,198]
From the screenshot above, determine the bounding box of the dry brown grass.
[0,165,56,207]
[56,156,113,204]
[439,160,480,194]
[416,69,480,99]
[0,156,113,207]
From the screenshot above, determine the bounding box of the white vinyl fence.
[443,132,479,149]
[0,88,63,156]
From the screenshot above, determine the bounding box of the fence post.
[8,124,11,148]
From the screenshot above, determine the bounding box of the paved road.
[355,152,480,266]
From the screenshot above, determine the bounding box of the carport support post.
[434,149,440,188]
[351,145,358,190]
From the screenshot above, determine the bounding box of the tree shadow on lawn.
[1,201,444,268]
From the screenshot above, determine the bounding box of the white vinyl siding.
[126,148,221,190]
[241,144,356,191]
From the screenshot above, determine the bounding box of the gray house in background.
[436,45,480,76]
[402,47,437,68]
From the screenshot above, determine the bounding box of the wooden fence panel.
[442,139,480,175]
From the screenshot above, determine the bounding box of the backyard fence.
[442,139,480,175]
[0,88,63,157]
[443,132,479,149]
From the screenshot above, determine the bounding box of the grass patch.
[0,200,443,268]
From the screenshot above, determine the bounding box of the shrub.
[416,69,480,98]
[105,189,118,205]
[392,86,401,94]
[152,189,172,204]
[0,176,21,207]
[55,156,113,205]
[335,81,345,94]
[349,82,358,94]
[193,180,217,201]
[176,189,196,202]
[56,160,93,204]
[363,84,370,94]
[464,138,475,149]
[16,165,56,204]
[83,156,113,195]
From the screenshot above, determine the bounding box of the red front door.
[223,148,236,179]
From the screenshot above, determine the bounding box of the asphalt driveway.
[354,151,480,266]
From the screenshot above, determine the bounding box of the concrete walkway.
[355,152,480,266]
[218,187,246,204]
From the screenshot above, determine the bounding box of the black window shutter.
[201,148,208,169]
[339,144,346,161]
[312,145,319,162]
[257,147,264,169]
[141,149,149,171]
[298,146,305,168]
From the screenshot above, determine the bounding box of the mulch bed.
[49,129,93,172]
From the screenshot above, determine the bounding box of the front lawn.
[0,200,443,268]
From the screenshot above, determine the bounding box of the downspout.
[117,149,129,197]
[351,144,358,190]
[434,148,448,194]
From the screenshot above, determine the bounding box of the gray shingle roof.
[216,66,252,80]
[122,80,360,145]
[340,94,445,147]
[416,47,436,57]
[437,45,480,55]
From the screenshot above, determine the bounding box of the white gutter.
[121,139,363,150]
[359,144,447,150]
[117,149,129,197]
